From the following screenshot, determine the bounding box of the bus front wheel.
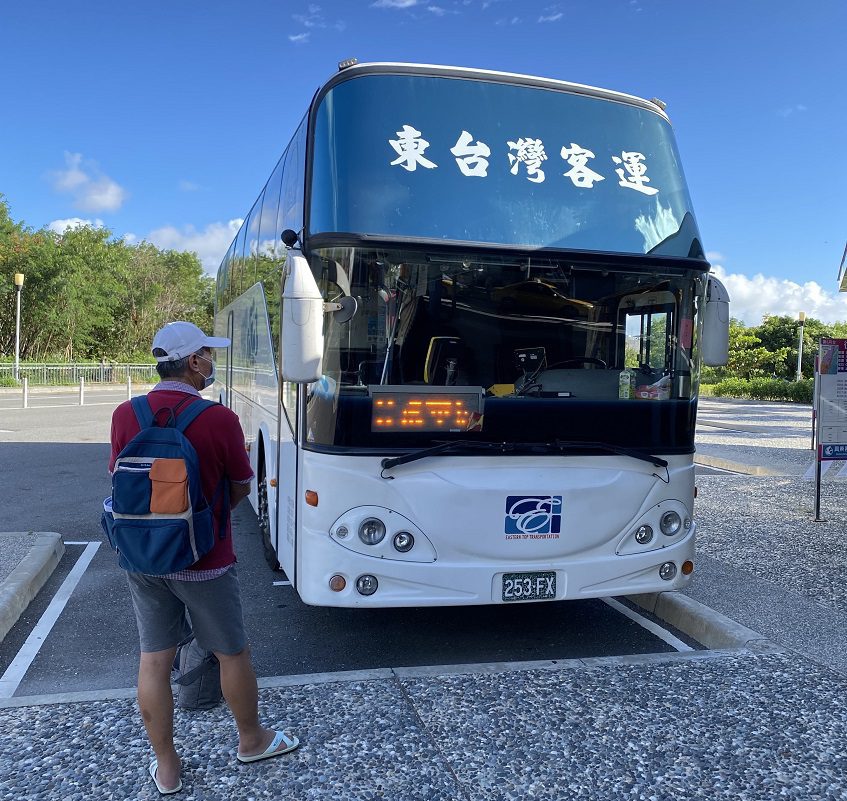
[257,468,281,572]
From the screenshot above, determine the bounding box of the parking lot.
[1,392,846,800]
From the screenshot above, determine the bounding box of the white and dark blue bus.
[214,61,729,607]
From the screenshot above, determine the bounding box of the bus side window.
[231,219,248,299]
[258,154,285,364]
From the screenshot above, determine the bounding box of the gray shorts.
[126,566,246,655]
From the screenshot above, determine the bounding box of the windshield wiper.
[554,440,667,468]
[380,439,667,474]
[381,440,518,471]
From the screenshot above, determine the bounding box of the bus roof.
[317,61,671,122]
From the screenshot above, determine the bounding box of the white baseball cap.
[152,321,230,362]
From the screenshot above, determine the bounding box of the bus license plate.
[502,572,556,602]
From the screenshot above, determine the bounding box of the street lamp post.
[795,311,806,382]
[13,272,24,381]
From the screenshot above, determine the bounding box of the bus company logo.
[505,495,562,537]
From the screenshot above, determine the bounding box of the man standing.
[109,321,298,795]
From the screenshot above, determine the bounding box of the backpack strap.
[209,479,231,540]
[173,399,231,539]
[130,395,155,430]
[173,398,216,433]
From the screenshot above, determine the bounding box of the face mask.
[195,354,216,389]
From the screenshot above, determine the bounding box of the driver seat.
[424,336,463,386]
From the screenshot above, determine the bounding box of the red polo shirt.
[109,386,254,571]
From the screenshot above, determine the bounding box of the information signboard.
[816,338,847,459]
[813,338,847,519]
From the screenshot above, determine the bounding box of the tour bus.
[214,61,730,608]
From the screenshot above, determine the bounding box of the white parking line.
[0,542,101,698]
[602,596,694,652]
[272,580,292,586]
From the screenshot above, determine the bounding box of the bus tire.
[257,464,281,572]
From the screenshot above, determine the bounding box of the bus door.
[617,291,678,396]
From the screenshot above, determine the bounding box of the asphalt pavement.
[1,392,845,800]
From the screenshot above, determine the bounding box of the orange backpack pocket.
[150,458,189,514]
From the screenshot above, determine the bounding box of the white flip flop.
[236,730,300,763]
[149,759,182,795]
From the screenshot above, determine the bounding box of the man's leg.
[215,645,283,757]
[179,568,295,758]
[126,573,189,791]
[138,647,180,791]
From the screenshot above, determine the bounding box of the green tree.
[756,314,829,379]
[0,196,214,363]
[726,318,790,379]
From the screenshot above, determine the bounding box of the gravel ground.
[0,533,35,585]
[695,473,847,610]
[687,399,847,675]
[2,653,846,801]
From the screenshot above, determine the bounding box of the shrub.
[710,377,813,403]
[711,377,748,398]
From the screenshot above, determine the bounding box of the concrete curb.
[0,533,65,643]
[694,453,781,476]
[627,590,777,651]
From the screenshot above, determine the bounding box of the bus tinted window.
[257,158,285,365]
[244,193,264,290]
[281,118,307,235]
[231,218,248,298]
[311,74,701,258]
[306,246,702,450]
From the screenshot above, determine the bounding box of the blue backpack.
[102,396,228,575]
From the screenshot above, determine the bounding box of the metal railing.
[0,363,158,386]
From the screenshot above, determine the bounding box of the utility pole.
[14,273,24,381]
[795,311,806,381]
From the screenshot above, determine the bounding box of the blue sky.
[1,0,845,324]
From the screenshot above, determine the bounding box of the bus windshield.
[304,247,705,451]
[310,73,702,258]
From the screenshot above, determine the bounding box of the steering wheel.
[546,357,607,369]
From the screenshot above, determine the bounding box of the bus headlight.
[660,511,682,536]
[358,518,386,545]
[634,525,654,545]
[659,562,677,580]
[356,575,379,595]
[393,531,415,552]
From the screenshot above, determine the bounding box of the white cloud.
[289,32,310,43]
[49,152,128,213]
[47,217,105,235]
[372,0,421,7]
[146,219,243,274]
[428,5,447,14]
[294,4,325,27]
[711,264,847,325]
[777,104,808,118]
[538,12,563,22]
[178,180,200,192]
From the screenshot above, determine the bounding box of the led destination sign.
[369,388,483,432]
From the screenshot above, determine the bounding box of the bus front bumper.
[295,528,696,607]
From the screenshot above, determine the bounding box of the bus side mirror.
[702,275,730,366]
[281,251,325,383]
